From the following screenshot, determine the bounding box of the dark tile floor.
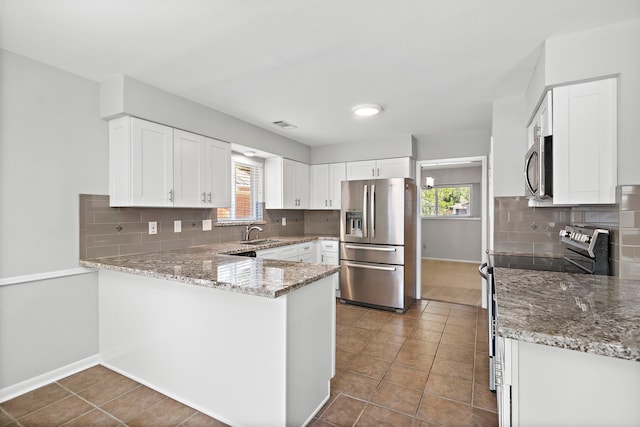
[311,299,497,426]
[0,300,496,427]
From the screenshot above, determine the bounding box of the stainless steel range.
[479,224,611,392]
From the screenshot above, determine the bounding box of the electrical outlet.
[202,219,212,231]
[174,220,182,233]
[282,217,287,226]
[148,221,157,235]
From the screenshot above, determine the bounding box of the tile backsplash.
[493,195,621,275]
[79,194,338,260]
[618,185,640,280]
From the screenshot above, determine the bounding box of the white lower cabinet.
[497,337,640,427]
[318,240,339,265]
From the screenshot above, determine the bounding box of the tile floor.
[0,365,227,427]
[0,300,496,427]
[311,299,497,426]
[421,259,483,307]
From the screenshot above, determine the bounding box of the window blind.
[218,156,263,221]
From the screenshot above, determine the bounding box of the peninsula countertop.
[80,235,340,298]
[494,267,640,361]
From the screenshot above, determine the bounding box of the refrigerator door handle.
[343,262,396,272]
[362,184,368,238]
[371,184,375,238]
[344,245,396,252]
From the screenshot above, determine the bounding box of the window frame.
[421,184,472,218]
[216,154,264,224]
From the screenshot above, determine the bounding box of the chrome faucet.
[244,224,264,241]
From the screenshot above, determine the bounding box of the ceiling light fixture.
[244,151,256,157]
[353,103,383,117]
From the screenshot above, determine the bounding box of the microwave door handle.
[362,184,368,238]
[370,184,375,238]
[538,136,546,195]
[524,152,537,196]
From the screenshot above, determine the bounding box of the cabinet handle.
[329,199,332,207]
[325,200,328,207]
[207,192,212,203]
[371,168,375,177]
[321,254,324,263]
[169,189,173,202]
[377,168,380,176]
[201,192,206,202]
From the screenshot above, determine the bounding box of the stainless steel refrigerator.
[339,178,417,312]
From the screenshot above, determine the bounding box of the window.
[217,155,263,222]
[421,185,471,217]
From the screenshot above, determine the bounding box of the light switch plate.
[148,221,157,235]
[174,220,182,233]
[202,219,212,231]
[282,217,287,226]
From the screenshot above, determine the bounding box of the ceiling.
[2,1,639,148]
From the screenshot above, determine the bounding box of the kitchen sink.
[240,239,281,246]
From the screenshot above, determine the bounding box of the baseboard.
[0,354,100,403]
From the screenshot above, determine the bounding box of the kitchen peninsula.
[80,241,340,427]
[493,268,640,426]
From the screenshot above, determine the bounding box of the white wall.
[101,75,311,163]
[414,131,491,161]
[0,49,105,391]
[491,96,528,197]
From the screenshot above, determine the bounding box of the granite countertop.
[494,267,640,361]
[80,236,340,299]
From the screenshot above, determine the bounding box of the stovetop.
[489,254,568,272]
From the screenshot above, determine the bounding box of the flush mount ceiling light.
[353,103,383,117]
[244,151,256,157]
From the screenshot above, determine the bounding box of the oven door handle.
[344,245,396,252]
[478,262,488,280]
[343,262,397,272]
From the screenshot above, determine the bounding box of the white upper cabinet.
[110,116,174,207]
[346,157,414,180]
[528,90,553,147]
[265,158,309,209]
[553,78,617,205]
[109,117,231,208]
[173,129,205,207]
[173,129,231,208]
[203,138,231,208]
[310,163,346,209]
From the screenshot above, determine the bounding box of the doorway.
[415,157,487,308]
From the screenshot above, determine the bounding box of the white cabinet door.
[203,137,231,207]
[296,162,310,209]
[346,160,376,180]
[129,118,174,207]
[328,163,346,209]
[553,78,617,204]
[265,158,309,209]
[346,158,413,181]
[376,157,413,179]
[310,164,330,209]
[173,129,205,207]
[319,240,339,265]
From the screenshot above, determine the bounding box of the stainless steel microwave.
[524,135,553,199]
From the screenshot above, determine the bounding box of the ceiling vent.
[272,120,297,130]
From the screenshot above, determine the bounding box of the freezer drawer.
[340,261,405,310]
[340,242,404,265]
